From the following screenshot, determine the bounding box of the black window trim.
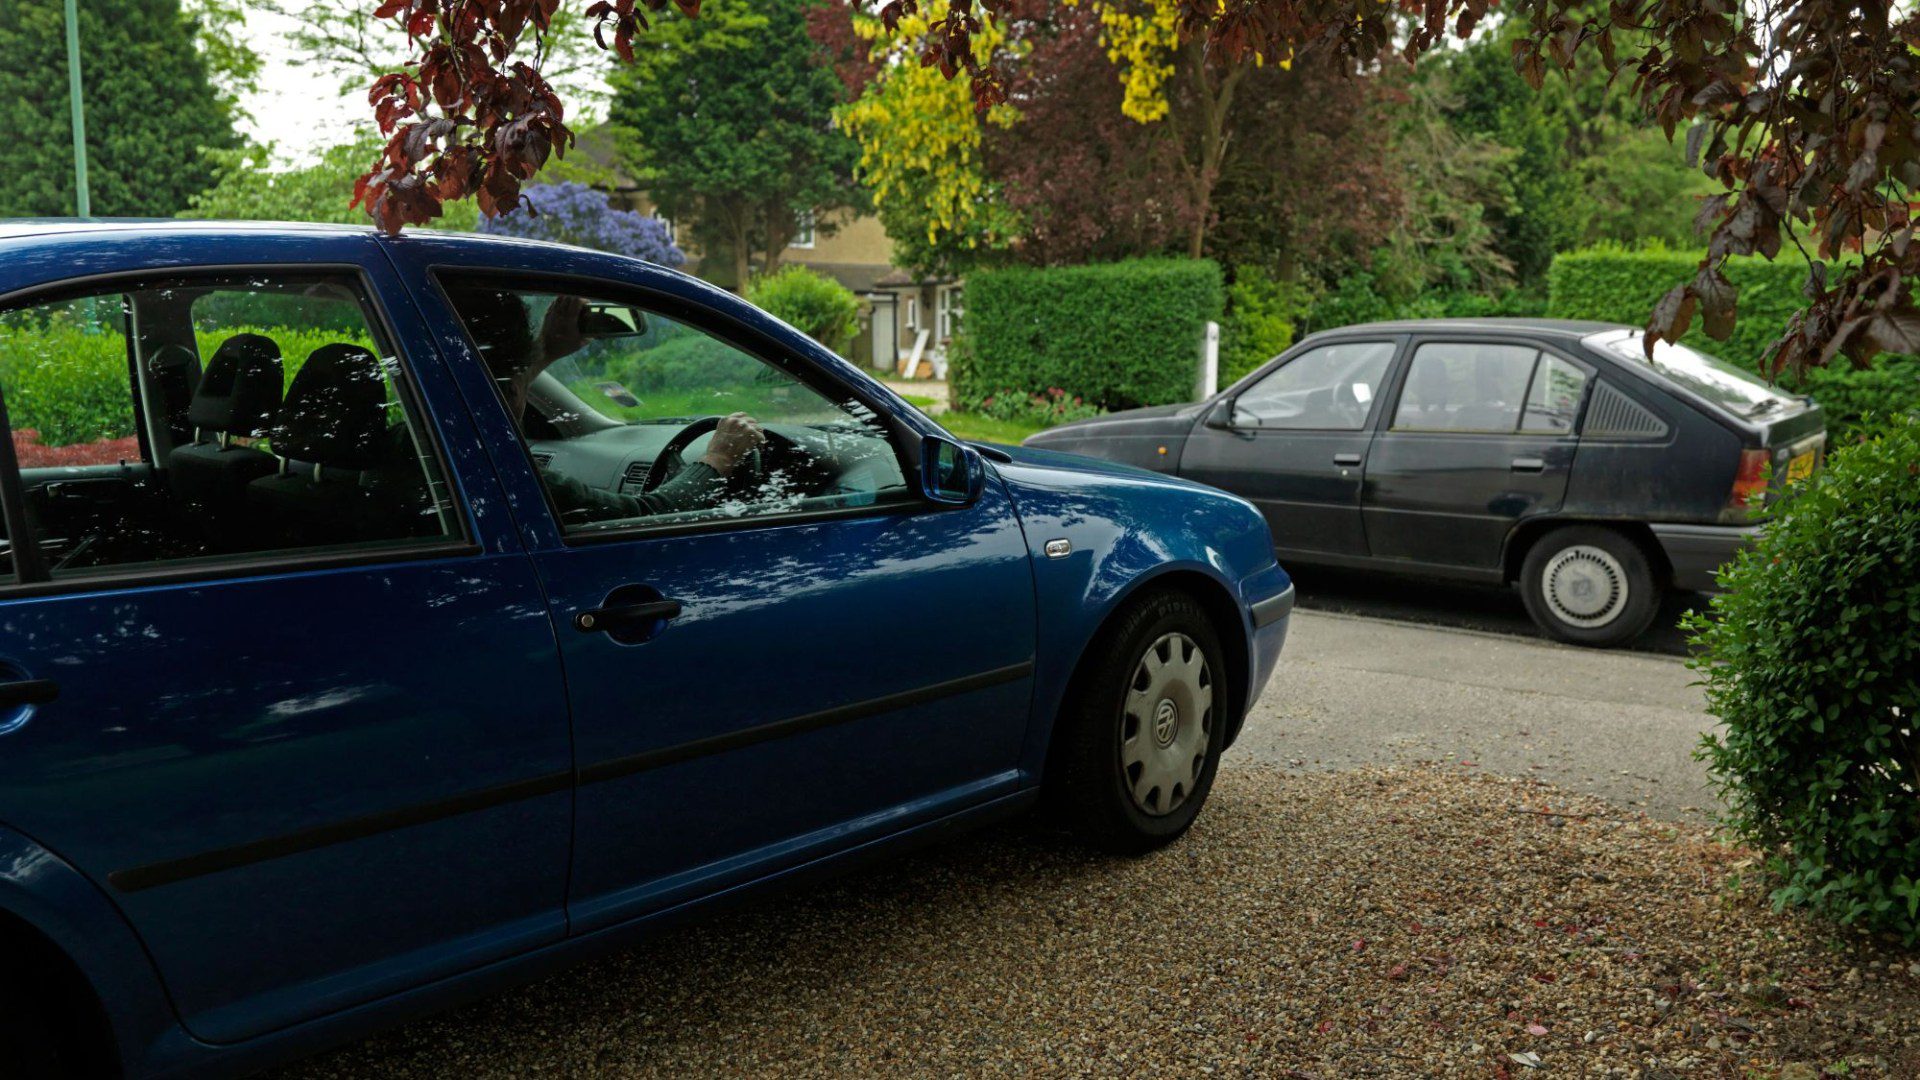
[1382,334,1597,438]
[1224,335,1405,434]
[0,262,480,598]
[427,267,940,548]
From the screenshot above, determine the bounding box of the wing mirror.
[1203,399,1237,430]
[920,434,984,505]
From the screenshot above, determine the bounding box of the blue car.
[0,221,1291,1077]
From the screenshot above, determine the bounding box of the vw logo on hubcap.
[1152,698,1179,746]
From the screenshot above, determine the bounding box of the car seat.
[166,334,283,548]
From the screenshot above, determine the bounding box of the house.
[578,130,960,374]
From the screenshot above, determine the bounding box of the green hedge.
[1220,267,1301,386]
[951,258,1225,411]
[0,324,378,447]
[1548,247,1920,442]
[745,267,860,357]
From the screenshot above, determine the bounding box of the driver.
[446,288,766,521]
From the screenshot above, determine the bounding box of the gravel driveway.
[1238,610,1716,821]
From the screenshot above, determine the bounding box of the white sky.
[232,9,612,168]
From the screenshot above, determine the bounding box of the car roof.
[0,217,591,256]
[1304,317,1629,340]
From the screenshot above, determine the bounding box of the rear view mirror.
[1203,399,1236,430]
[577,302,648,340]
[921,435,983,505]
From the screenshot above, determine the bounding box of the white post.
[1196,320,1220,401]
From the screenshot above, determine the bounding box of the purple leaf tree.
[478,181,686,267]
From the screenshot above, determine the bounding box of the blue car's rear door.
[402,251,1038,933]
[0,231,573,1043]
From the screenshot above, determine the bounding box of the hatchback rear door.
[1361,337,1592,572]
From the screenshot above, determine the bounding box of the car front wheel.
[1051,589,1228,853]
[1518,525,1661,647]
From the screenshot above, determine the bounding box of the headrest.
[187,334,283,438]
[271,344,391,471]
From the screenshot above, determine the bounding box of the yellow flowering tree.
[835,1,1024,274]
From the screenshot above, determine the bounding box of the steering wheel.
[641,415,799,495]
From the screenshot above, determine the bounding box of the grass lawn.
[934,411,1047,446]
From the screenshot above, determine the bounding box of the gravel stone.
[274,765,1920,1079]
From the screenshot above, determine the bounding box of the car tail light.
[1722,448,1770,521]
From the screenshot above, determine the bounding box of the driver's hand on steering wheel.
[699,412,766,475]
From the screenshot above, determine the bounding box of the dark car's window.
[1586,329,1802,418]
[437,277,909,536]
[0,274,457,584]
[1519,354,1589,433]
[1233,341,1395,430]
[1393,342,1539,432]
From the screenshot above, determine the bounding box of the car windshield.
[1585,329,1803,418]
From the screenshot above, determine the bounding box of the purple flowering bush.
[479,182,686,268]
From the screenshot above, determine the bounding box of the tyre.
[1050,589,1228,853]
[0,977,73,1080]
[1517,525,1661,647]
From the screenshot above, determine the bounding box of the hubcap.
[1120,632,1213,817]
[1542,544,1628,628]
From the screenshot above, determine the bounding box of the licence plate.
[1785,451,1815,483]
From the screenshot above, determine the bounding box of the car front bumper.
[1227,580,1293,749]
[1649,523,1761,593]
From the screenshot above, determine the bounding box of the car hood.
[975,441,1196,487]
[1026,401,1207,441]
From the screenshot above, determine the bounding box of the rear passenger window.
[0,274,457,586]
[1520,355,1588,433]
[1393,343,1538,432]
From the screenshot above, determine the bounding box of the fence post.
[1196,320,1219,401]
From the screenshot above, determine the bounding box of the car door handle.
[1510,457,1546,473]
[1332,453,1363,467]
[574,600,683,634]
[0,679,59,708]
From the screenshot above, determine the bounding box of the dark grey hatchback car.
[1025,318,1826,646]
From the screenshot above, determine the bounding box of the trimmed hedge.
[951,259,1225,411]
[1548,248,1920,442]
[1220,267,1301,386]
[1690,416,1920,943]
[745,267,860,357]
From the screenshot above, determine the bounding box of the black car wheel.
[1051,589,1227,853]
[1518,525,1661,647]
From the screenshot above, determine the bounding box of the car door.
[412,259,1038,934]
[1362,338,1592,570]
[0,237,573,1043]
[1180,337,1402,558]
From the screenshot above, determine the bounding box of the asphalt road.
[1236,608,1717,821]
[1284,564,1710,657]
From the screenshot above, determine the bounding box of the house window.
[790,209,816,249]
[936,285,964,340]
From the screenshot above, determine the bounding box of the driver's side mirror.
[1203,399,1237,430]
[920,435,983,506]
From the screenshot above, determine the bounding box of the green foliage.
[1689,417,1920,944]
[744,267,861,356]
[0,0,239,217]
[608,0,863,286]
[951,259,1224,411]
[1220,267,1304,385]
[1296,266,1546,336]
[1548,247,1920,442]
[183,140,480,230]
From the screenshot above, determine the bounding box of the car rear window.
[1585,329,1804,419]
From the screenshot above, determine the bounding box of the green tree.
[608,0,864,289]
[0,0,238,218]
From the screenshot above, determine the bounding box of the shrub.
[1548,246,1920,443]
[744,267,861,356]
[478,182,685,267]
[952,258,1225,411]
[1689,416,1920,943]
[1295,267,1547,337]
[974,387,1104,427]
[1220,267,1302,386]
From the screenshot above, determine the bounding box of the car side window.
[0,274,458,585]
[1392,342,1540,433]
[1233,341,1396,430]
[1519,354,1589,434]
[437,278,911,536]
